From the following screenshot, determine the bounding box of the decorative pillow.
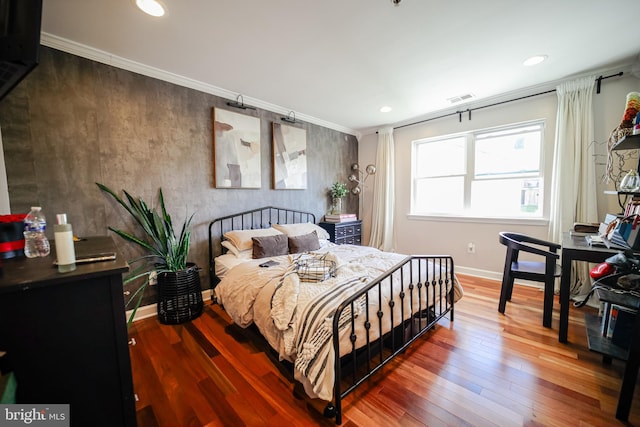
[273,222,330,240]
[223,227,283,252]
[288,231,320,254]
[252,234,289,259]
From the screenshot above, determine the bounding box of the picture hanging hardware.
[226,94,256,110]
[281,111,299,124]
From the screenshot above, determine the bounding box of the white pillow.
[272,222,330,240]
[223,227,283,252]
[221,240,248,257]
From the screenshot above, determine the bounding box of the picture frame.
[213,107,261,189]
[272,122,307,190]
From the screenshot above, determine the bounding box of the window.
[412,120,545,218]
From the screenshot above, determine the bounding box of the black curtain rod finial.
[596,71,623,94]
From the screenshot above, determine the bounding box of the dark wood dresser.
[0,236,136,426]
[319,220,362,245]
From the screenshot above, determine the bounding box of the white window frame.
[410,119,546,221]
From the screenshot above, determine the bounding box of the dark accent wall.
[0,47,358,305]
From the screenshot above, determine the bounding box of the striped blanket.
[271,254,378,400]
[215,245,463,402]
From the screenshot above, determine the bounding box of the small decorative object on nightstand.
[320,220,362,245]
[329,182,348,215]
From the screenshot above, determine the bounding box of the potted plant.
[330,182,349,214]
[96,183,202,327]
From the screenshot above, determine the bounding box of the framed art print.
[213,108,261,188]
[272,122,307,189]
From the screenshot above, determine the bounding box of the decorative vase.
[620,169,640,192]
[331,197,343,215]
[157,263,203,324]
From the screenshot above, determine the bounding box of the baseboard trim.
[455,265,501,281]
[455,265,544,289]
[127,267,541,323]
[127,289,213,323]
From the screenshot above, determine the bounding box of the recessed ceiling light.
[135,0,166,17]
[380,106,392,113]
[523,55,548,66]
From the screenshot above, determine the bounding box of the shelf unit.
[612,133,640,152]
[584,286,640,420]
[605,135,640,209]
[613,134,640,178]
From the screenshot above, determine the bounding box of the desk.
[560,233,640,421]
[559,233,618,343]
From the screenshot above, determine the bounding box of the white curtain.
[548,76,598,298]
[369,127,396,251]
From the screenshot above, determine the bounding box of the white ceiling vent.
[446,93,475,104]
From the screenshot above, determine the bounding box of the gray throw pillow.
[288,231,320,254]
[252,234,288,258]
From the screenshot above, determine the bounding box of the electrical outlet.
[149,271,158,286]
[467,242,476,254]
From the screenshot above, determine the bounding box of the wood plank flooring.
[128,274,640,426]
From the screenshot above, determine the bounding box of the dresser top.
[0,236,128,293]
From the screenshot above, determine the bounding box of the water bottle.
[23,206,50,258]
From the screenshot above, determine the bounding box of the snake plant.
[96,183,194,327]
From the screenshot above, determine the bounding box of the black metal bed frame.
[208,206,316,289]
[208,206,455,425]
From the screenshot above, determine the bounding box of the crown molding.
[40,32,360,139]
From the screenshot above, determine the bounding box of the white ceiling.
[41,0,640,136]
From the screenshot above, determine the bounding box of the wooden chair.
[498,232,561,327]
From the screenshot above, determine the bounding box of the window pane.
[411,120,545,219]
[475,128,541,177]
[414,177,464,214]
[416,137,465,178]
[470,178,542,216]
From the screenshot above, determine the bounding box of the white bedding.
[214,252,252,278]
[214,244,463,401]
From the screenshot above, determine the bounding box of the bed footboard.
[329,255,455,424]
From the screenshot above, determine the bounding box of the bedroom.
[1,0,640,425]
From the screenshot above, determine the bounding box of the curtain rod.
[388,71,624,132]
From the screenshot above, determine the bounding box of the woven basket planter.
[157,263,203,324]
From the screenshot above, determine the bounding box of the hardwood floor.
[129,274,640,426]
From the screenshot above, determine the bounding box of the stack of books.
[601,303,636,349]
[569,222,599,236]
[324,213,357,223]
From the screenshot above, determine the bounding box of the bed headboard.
[208,206,316,288]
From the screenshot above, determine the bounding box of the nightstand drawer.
[319,220,363,246]
[336,225,355,238]
[336,235,362,245]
